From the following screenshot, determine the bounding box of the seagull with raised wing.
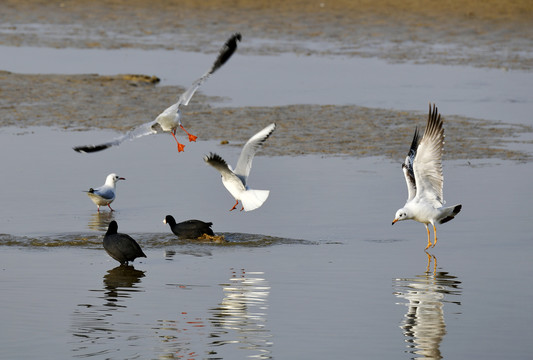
[85,173,125,212]
[73,33,242,153]
[392,104,462,249]
[204,123,276,212]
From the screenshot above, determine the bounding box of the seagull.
[204,123,276,212]
[85,173,125,212]
[73,33,242,153]
[392,104,462,249]
[103,221,146,265]
[163,215,215,239]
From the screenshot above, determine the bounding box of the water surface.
[0,127,532,359]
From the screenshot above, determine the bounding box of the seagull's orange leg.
[170,131,185,152]
[424,224,432,250]
[229,200,239,211]
[425,251,432,273]
[180,124,197,142]
[432,224,438,248]
[107,204,115,211]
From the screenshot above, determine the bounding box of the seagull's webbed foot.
[107,204,115,212]
[180,124,197,142]
[229,200,239,211]
[170,132,185,152]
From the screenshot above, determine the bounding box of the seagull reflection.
[209,268,273,359]
[70,265,146,358]
[87,211,115,232]
[152,268,271,359]
[393,252,461,360]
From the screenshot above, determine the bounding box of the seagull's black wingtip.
[73,144,110,153]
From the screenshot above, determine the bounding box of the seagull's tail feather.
[240,189,270,212]
[439,204,462,224]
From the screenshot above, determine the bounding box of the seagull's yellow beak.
[392,219,398,225]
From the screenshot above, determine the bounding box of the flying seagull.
[392,104,462,249]
[204,123,276,212]
[73,33,242,153]
[85,173,125,212]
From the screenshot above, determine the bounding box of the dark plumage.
[103,221,147,265]
[163,215,214,239]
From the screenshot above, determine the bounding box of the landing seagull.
[204,123,276,212]
[392,104,462,249]
[85,173,125,212]
[73,33,242,153]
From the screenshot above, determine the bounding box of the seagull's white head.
[106,173,126,186]
[392,207,411,225]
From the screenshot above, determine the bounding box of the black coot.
[163,215,214,239]
[103,221,147,265]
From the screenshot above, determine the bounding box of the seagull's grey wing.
[402,126,420,202]
[89,187,115,200]
[178,33,241,108]
[413,104,445,206]
[233,123,276,185]
[73,119,158,153]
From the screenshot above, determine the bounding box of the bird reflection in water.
[102,265,146,306]
[209,268,272,359]
[393,252,462,360]
[87,211,115,232]
[153,268,271,359]
[70,265,145,357]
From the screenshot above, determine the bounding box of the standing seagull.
[204,123,276,212]
[392,104,462,249]
[103,221,146,265]
[86,173,125,212]
[73,33,242,153]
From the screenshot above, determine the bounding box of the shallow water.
[1,127,532,359]
[2,45,533,125]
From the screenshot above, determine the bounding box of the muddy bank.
[1,0,532,70]
[1,71,530,161]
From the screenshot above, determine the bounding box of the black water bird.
[103,221,147,265]
[163,215,214,239]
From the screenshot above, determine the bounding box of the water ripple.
[0,232,316,248]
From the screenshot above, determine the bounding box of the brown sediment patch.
[0,0,532,70]
[0,71,530,162]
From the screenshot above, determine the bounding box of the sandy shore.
[0,0,531,161]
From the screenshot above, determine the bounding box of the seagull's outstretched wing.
[413,104,445,206]
[204,152,235,178]
[233,123,276,186]
[73,120,158,153]
[402,126,420,202]
[178,33,242,108]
